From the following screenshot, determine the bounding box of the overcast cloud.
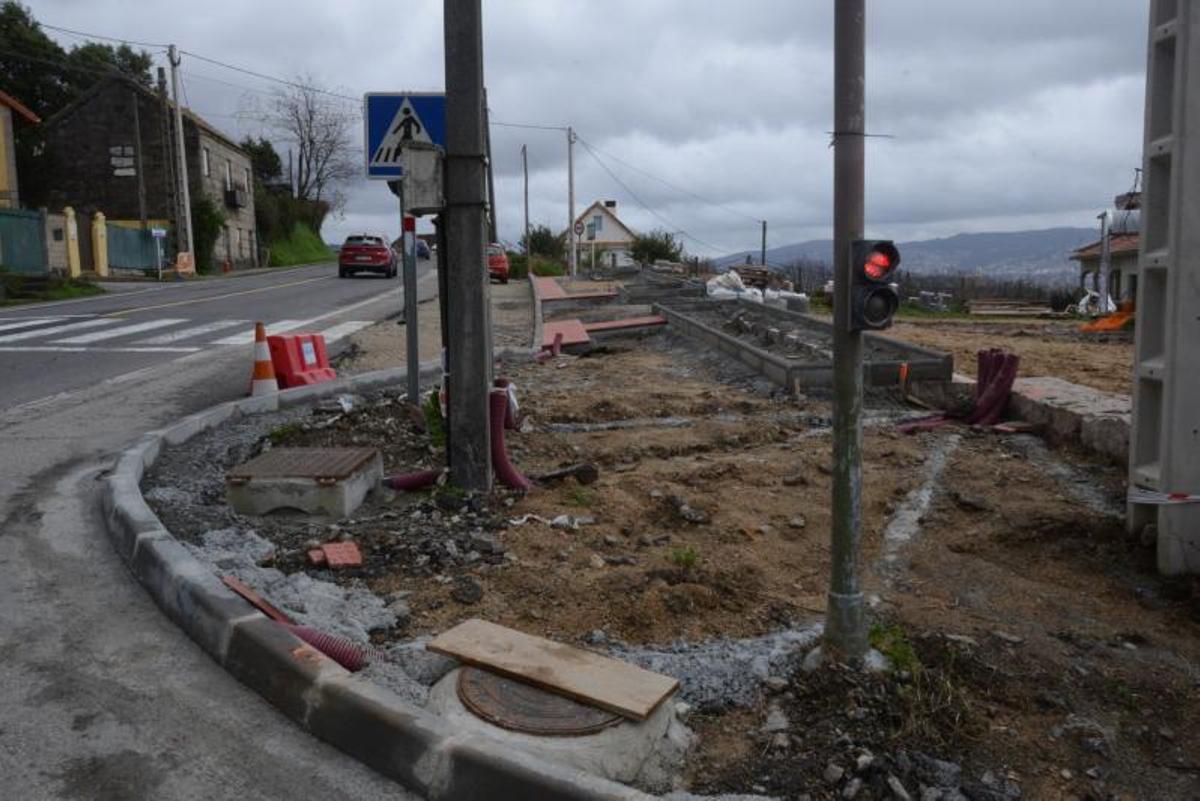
[30,0,1149,255]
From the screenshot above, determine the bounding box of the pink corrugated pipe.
[383,469,442,491]
[490,388,532,491]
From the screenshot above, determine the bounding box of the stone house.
[40,75,257,270]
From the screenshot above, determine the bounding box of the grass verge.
[267,223,334,267]
[0,272,105,305]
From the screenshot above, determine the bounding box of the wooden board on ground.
[427,618,678,721]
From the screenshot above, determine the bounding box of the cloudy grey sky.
[31,0,1148,256]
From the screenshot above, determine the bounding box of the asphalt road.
[0,260,431,410]
[0,261,426,800]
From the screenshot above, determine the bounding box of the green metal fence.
[106,223,162,271]
[0,209,48,275]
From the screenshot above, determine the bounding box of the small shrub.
[670,546,699,570]
[869,621,921,675]
[424,391,446,448]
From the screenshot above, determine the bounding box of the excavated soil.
[889,318,1133,396]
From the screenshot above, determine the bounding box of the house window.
[592,214,603,233]
[224,160,233,191]
[244,166,252,191]
[202,147,210,176]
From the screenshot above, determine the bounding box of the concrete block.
[224,616,348,722]
[1010,377,1130,460]
[442,734,652,801]
[130,536,249,660]
[306,675,449,794]
[233,394,280,416]
[104,478,168,561]
[226,449,383,518]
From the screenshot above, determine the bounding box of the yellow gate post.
[91,211,108,277]
[64,206,81,278]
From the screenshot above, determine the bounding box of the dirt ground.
[265,328,1197,798]
[175,273,1197,798]
[888,318,1134,397]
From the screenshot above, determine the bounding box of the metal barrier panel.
[0,209,48,275]
[105,223,159,271]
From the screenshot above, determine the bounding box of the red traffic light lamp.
[849,240,900,331]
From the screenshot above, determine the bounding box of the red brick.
[321,541,362,568]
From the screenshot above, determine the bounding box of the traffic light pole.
[826,0,869,661]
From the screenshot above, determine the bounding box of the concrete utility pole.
[760,220,767,267]
[567,126,577,277]
[521,144,530,254]
[1128,0,1200,571]
[825,0,869,660]
[443,0,493,491]
[167,45,194,261]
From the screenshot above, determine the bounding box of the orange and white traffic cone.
[249,322,279,396]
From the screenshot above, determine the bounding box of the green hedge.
[268,223,333,267]
[507,253,565,280]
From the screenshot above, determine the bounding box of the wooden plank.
[427,619,678,721]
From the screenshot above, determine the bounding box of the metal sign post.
[151,226,167,282]
[365,92,447,409]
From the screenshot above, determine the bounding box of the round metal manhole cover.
[457,667,623,737]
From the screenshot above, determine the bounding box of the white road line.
[137,319,247,345]
[53,318,188,344]
[212,318,323,346]
[316,320,373,343]
[0,318,59,333]
[0,318,115,344]
[0,345,200,354]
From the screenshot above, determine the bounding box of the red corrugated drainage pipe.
[490,388,533,491]
[284,623,373,671]
[383,468,442,492]
[493,377,518,429]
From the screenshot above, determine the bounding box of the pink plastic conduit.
[490,388,533,490]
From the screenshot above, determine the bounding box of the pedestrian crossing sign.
[364,92,446,180]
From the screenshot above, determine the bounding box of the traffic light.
[849,240,900,331]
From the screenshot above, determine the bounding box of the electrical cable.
[575,135,763,225]
[577,138,738,256]
[39,21,169,50]
[178,49,359,105]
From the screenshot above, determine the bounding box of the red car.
[338,234,397,278]
[487,243,509,284]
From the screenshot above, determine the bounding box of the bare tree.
[269,74,356,214]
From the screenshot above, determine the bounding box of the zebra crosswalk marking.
[0,318,59,333]
[54,318,188,344]
[0,318,114,344]
[138,319,248,345]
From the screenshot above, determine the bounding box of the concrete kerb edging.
[100,365,651,801]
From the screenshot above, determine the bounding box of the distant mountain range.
[714,227,1098,281]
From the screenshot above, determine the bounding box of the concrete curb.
[100,365,652,801]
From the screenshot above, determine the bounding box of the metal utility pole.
[483,87,498,243]
[443,0,492,491]
[131,89,147,227]
[567,126,577,277]
[167,45,194,261]
[826,0,868,661]
[399,184,420,406]
[521,144,530,253]
[760,220,767,266]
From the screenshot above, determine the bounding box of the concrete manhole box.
[226,447,383,518]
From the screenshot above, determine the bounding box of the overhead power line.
[576,136,763,225]
[577,138,735,257]
[178,50,359,105]
[490,118,568,132]
[39,22,169,50]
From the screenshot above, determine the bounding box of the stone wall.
[44,211,68,273]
